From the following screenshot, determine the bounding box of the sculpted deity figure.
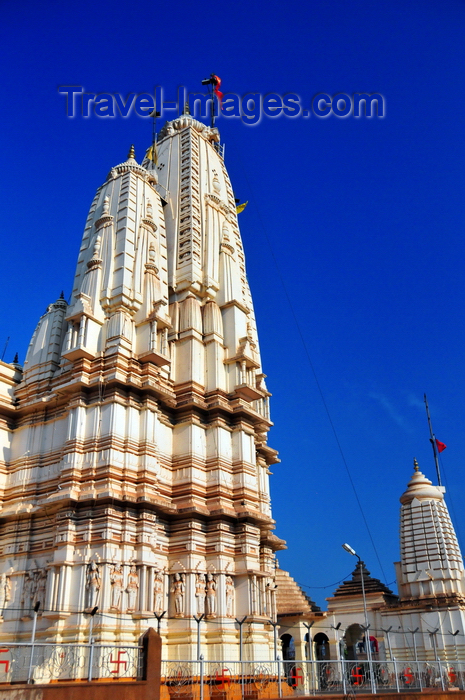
[153,571,164,614]
[33,569,47,609]
[206,573,217,617]
[21,572,34,611]
[195,573,206,614]
[170,573,185,617]
[126,565,139,612]
[30,570,39,609]
[110,564,124,611]
[225,575,235,618]
[86,561,101,608]
[0,574,11,612]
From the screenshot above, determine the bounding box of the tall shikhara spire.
[0,115,285,658]
[396,461,465,601]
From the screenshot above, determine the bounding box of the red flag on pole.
[212,75,224,107]
[435,438,447,453]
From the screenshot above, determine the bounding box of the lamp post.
[303,621,314,695]
[194,614,205,660]
[269,620,279,661]
[303,621,314,661]
[408,627,422,690]
[87,606,98,682]
[154,611,166,634]
[27,601,41,684]
[342,543,376,694]
[448,629,460,664]
[235,616,247,662]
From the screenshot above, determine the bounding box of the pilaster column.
[147,567,154,612]
[45,567,57,612]
[56,565,66,612]
[250,575,258,615]
[139,565,147,611]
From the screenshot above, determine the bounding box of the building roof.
[276,568,321,616]
[332,560,398,600]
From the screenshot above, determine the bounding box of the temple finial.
[413,458,419,472]
[13,353,18,364]
[60,290,64,300]
[128,145,135,160]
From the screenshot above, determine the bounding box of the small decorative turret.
[10,352,22,373]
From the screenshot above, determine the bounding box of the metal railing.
[0,642,143,684]
[161,657,465,697]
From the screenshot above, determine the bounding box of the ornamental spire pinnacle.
[127,144,135,160]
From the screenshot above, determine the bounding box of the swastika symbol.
[403,667,414,684]
[215,668,231,689]
[351,666,363,685]
[291,667,304,686]
[0,649,10,674]
[110,650,127,674]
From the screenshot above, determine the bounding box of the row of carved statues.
[88,564,236,617]
[171,572,235,618]
[0,564,249,618]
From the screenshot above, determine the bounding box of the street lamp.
[342,543,376,694]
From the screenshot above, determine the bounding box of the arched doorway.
[314,632,330,660]
[280,634,297,688]
[280,633,295,660]
[344,623,364,660]
[313,633,330,689]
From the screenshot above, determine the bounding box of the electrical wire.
[230,136,387,582]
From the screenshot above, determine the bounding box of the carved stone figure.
[33,569,47,609]
[110,564,124,611]
[0,574,11,612]
[86,561,101,609]
[153,571,164,614]
[126,565,139,612]
[170,573,185,617]
[30,570,40,608]
[195,573,206,614]
[225,575,235,618]
[21,572,34,611]
[206,573,217,617]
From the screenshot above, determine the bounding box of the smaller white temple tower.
[396,459,465,601]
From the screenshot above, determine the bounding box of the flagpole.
[210,78,215,128]
[424,393,442,486]
[201,74,220,129]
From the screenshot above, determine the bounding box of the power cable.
[229,136,387,582]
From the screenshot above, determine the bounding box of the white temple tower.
[0,113,285,659]
[396,459,465,602]
[384,459,465,661]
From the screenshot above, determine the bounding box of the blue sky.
[2,0,465,608]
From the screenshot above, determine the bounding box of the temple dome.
[400,460,443,505]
